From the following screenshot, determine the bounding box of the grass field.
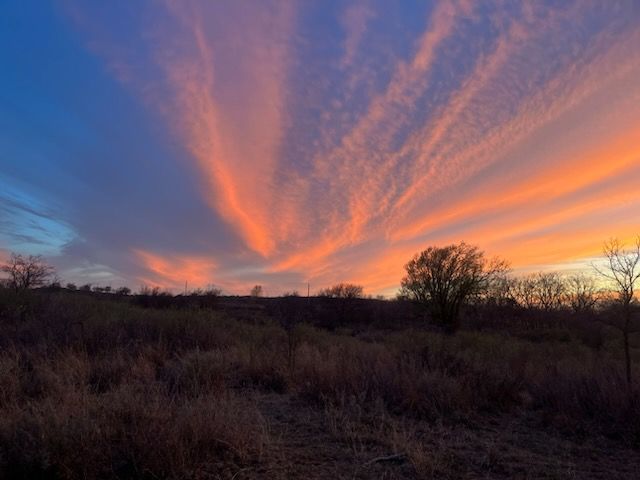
[0,288,638,479]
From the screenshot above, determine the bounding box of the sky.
[1,1,639,296]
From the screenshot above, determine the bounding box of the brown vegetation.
[0,286,639,479]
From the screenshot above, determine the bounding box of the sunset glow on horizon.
[1,1,639,295]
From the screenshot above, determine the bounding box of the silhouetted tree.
[509,275,538,309]
[0,253,54,291]
[535,272,566,311]
[48,276,62,289]
[565,273,600,313]
[203,287,222,297]
[317,283,363,298]
[250,285,263,297]
[509,272,566,311]
[593,236,640,388]
[139,286,163,296]
[400,242,507,333]
[115,286,131,296]
[483,273,515,307]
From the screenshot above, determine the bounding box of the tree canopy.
[0,253,54,291]
[317,283,363,299]
[400,242,507,332]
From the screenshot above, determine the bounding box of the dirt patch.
[233,393,640,480]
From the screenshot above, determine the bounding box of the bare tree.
[509,275,538,309]
[484,274,515,307]
[509,272,566,311]
[565,273,600,313]
[0,253,54,291]
[535,272,566,311]
[593,237,640,388]
[203,286,222,297]
[317,283,363,299]
[250,285,263,297]
[400,242,508,333]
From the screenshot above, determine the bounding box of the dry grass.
[0,288,639,478]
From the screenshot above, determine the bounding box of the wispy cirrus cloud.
[0,178,76,256]
[151,1,297,257]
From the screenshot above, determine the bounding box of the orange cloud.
[152,1,298,257]
[65,1,640,295]
[134,249,217,290]
[391,14,640,229]
[392,122,640,244]
[292,1,465,261]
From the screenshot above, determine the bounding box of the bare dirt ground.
[227,393,640,480]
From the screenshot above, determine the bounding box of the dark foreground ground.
[0,289,638,479]
[253,393,640,479]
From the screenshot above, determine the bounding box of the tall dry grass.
[0,288,638,478]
